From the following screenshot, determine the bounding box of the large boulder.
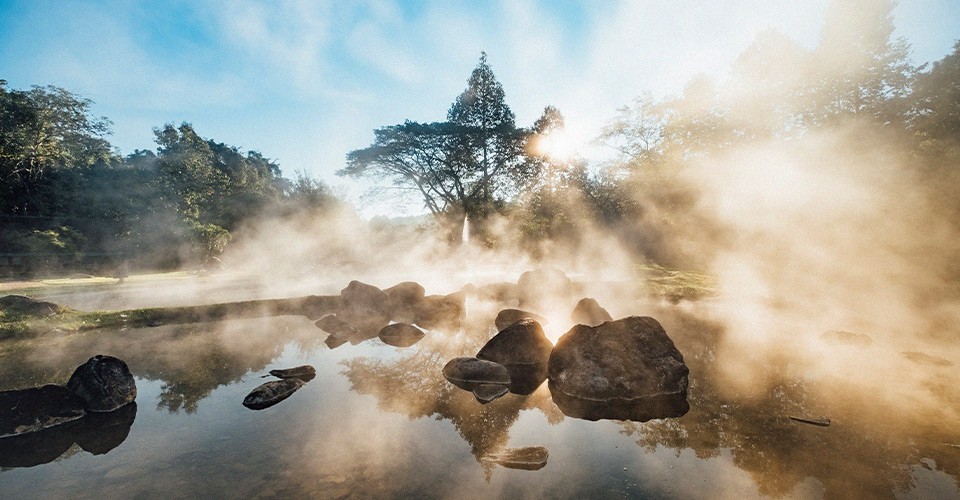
[66,355,137,413]
[338,281,391,331]
[494,309,547,331]
[384,282,425,323]
[570,298,613,327]
[442,357,511,391]
[242,378,305,410]
[0,385,86,438]
[548,316,689,421]
[478,319,552,394]
[378,323,425,348]
[414,294,464,332]
[0,295,63,317]
[517,268,573,311]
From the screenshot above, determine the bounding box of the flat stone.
[269,365,317,381]
[442,357,511,390]
[242,379,305,410]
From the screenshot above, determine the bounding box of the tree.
[341,53,536,225]
[0,81,114,216]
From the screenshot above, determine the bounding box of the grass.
[639,264,718,302]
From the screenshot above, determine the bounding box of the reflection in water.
[0,402,136,468]
[548,380,689,422]
[0,298,957,496]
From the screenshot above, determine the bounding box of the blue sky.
[1,0,958,214]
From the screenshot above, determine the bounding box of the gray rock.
[0,385,86,438]
[548,316,689,421]
[478,319,552,395]
[269,365,317,381]
[494,309,547,331]
[0,295,63,317]
[442,357,510,390]
[338,281,390,331]
[384,282,425,323]
[570,298,613,327]
[378,323,425,348]
[472,384,509,404]
[481,446,549,470]
[66,355,137,413]
[242,378,305,410]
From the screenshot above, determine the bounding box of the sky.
[1,0,959,215]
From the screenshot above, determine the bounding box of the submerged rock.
[494,309,547,331]
[242,378,305,410]
[338,281,391,331]
[66,355,137,413]
[414,294,464,332]
[269,365,317,381]
[901,351,954,367]
[384,282,425,323]
[548,316,689,421]
[472,384,509,404]
[378,323,425,348]
[820,330,872,347]
[570,298,613,327]
[517,268,572,310]
[0,295,63,317]
[442,357,511,391]
[481,446,549,471]
[0,385,86,438]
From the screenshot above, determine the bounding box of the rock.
[384,282,425,323]
[66,355,137,413]
[472,384,509,404]
[481,446,549,471]
[0,385,86,438]
[476,282,519,304]
[547,316,689,421]
[478,319,552,394]
[517,268,572,310]
[324,333,349,350]
[570,298,613,327]
[0,295,63,317]
[242,378,305,410]
[378,323,425,348]
[315,314,357,335]
[901,351,954,367]
[414,294,464,332]
[338,281,391,331]
[269,365,317,381]
[494,309,547,331]
[442,357,511,391]
[479,319,553,367]
[820,330,872,347]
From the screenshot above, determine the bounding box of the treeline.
[0,81,338,276]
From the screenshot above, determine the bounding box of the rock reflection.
[340,338,563,474]
[0,402,136,468]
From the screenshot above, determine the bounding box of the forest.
[2,0,959,280]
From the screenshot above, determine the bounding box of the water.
[1,307,958,498]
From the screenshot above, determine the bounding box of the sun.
[533,129,581,162]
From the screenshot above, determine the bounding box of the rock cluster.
[0,355,137,439]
